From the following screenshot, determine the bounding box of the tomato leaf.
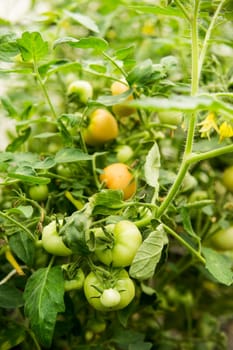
[129,225,167,281]
[0,283,24,308]
[54,148,93,163]
[17,31,48,62]
[144,141,160,192]
[90,189,124,215]
[60,210,92,254]
[53,36,108,51]
[0,323,25,349]
[0,33,19,62]
[202,247,233,286]
[23,266,65,348]
[6,127,31,152]
[64,10,100,33]
[9,231,35,267]
[130,5,184,17]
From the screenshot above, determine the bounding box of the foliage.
[0,0,233,349]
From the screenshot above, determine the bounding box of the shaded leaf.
[90,189,124,215]
[9,231,35,266]
[24,266,65,348]
[0,283,24,308]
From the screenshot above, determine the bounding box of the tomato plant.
[83,108,119,146]
[94,220,142,267]
[0,1,233,349]
[99,163,136,199]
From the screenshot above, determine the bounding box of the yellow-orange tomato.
[111,81,136,117]
[99,163,136,200]
[84,108,119,146]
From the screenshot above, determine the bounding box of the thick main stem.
[157,1,200,218]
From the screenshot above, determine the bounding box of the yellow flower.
[198,112,219,139]
[218,121,233,142]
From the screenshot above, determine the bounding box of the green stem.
[0,211,35,241]
[102,51,127,77]
[157,161,189,218]
[174,0,191,22]
[163,224,206,265]
[156,1,201,217]
[198,0,226,81]
[187,143,233,164]
[33,56,57,119]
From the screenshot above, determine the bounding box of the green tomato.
[29,184,49,202]
[56,164,72,178]
[210,226,233,251]
[83,269,135,311]
[67,80,93,104]
[116,145,134,163]
[64,268,85,291]
[42,220,72,256]
[222,165,233,192]
[94,220,142,267]
[158,110,182,126]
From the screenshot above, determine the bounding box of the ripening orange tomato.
[83,108,119,146]
[111,81,136,117]
[99,163,136,200]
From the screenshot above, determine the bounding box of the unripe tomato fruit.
[116,145,134,163]
[157,111,182,126]
[84,109,119,146]
[111,81,136,117]
[64,268,85,291]
[100,288,121,308]
[67,80,93,104]
[42,220,72,256]
[29,184,49,202]
[84,269,135,311]
[100,163,136,200]
[222,165,233,192]
[210,226,233,251]
[94,220,142,267]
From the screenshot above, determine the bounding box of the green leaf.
[0,323,25,350]
[33,156,56,169]
[202,247,233,286]
[64,10,100,33]
[8,166,51,184]
[24,266,65,348]
[90,189,124,215]
[53,36,108,51]
[9,231,35,267]
[0,33,19,62]
[6,127,31,152]
[0,283,24,308]
[129,225,167,280]
[55,148,93,163]
[129,95,233,118]
[7,205,33,218]
[114,45,135,60]
[144,141,160,190]
[1,97,18,118]
[97,89,133,106]
[17,31,48,62]
[130,5,184,17]
[60,210,92,255]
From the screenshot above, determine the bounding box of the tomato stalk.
[163,224,206,265]
[0,211,35,241]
